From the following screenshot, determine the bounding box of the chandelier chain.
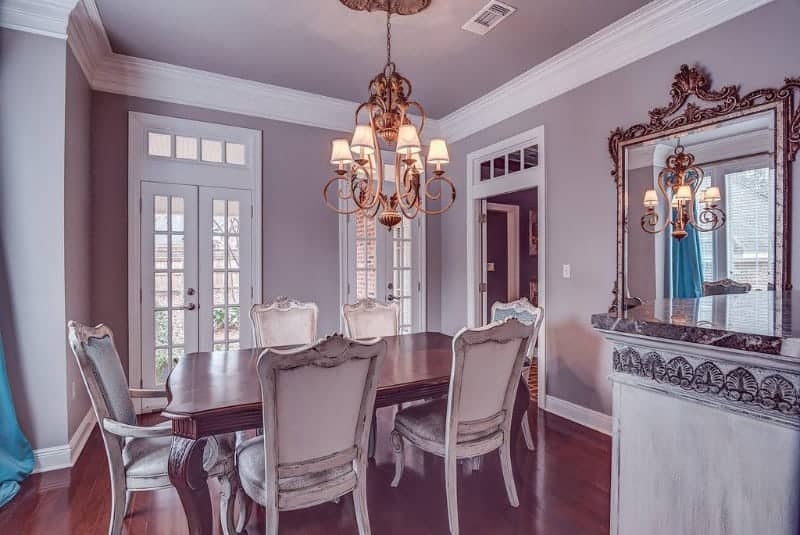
[386,5,392,65]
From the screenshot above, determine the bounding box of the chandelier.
[641,142,725,240]
[323,0,456,230]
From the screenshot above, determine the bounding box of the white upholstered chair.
[67,321,238,535]
[236,335,387,535]
[390,319,533,535]
[342,298,399,339]
[490,298,544,450]
[250,297,319,347]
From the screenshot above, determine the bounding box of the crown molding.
[64,0,771,139]
[0,0,78,39]
[437,0,777,143]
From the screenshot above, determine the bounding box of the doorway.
[466,126,546,407]
[128,113,262,410]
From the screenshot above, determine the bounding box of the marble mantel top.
[592,291,800,357]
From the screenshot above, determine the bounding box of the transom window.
[147,130,247,166]
[480,143,538,181]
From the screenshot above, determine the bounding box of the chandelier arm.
[322,175,362,215]
[643,167,675,234]
[350,164,381,211]
[683,165,704,228]
[394,162,418,209]
[404,100,425,135]
[417,175,457,215]
[694,206,726,232]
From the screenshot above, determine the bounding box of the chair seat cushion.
[237,436,356,505]
[122,424,235,480]
[395,398,449,445]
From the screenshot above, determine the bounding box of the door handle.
[183,303,197,311]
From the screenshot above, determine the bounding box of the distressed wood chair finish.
[250,297,319,347]
[702,278,752,296]
[390,319,533,535]
[67,321,238,535]
[342,298,399,339]
[237,335,387,535]
[490,298,544,450]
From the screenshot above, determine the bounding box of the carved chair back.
[67,321,132,471]
[490,298,543,359]
[702,278,752,296]
[342,298,399,339]
[446,320,532,447]
[256,335,386,504]
[251,297,319,347]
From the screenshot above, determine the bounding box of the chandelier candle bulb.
[396,124,422,155]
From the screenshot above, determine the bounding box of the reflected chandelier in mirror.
[608,64,800,315]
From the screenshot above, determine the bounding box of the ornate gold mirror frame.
[609,65,800,315]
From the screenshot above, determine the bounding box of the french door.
[140,181,254,398]
[342,165,426,334]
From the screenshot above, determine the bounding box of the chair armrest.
[129,388,168,399]
[103,418,173,439]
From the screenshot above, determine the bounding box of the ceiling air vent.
[462,1,516,36]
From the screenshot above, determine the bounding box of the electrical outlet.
[562,264,571,279]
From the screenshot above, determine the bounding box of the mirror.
[609,65,799,315]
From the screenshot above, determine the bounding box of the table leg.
[168,436,213,535]
[368,409,377,459]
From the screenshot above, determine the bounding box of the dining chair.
[236,335,387,535]
[250,297,319,347]
[67,321,238,535]
[389,319,533,535]
[342,298,399,339]
[490,297,544,450]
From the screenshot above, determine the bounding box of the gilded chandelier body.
[641,144,725,240]
[323,1,456,230]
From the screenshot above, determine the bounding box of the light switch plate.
[562,264,571,279]
[487,262,496,272]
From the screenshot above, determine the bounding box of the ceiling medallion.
[339,0,431,16]
[324,0,455,230]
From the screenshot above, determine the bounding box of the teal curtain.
[0,333,33,507]
[671,206,705,298]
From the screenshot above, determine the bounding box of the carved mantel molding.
[611,343,800,430]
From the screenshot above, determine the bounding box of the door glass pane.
[213,271,226,305]
[171,272,184,306]
[175,136,198,160]
[225,142,246,165]
[154,235,168,269]
[155,349,169,383]
[171,234,185,269]
[228,236,240,269]
[154,273,168,307]
[154,196,168,231]
[171,197,185,232]
[212,236,225,268]
[213,307,226,341]
[148,132,172,157]
[213,200,226,234]
[201,139,223,162]
[155,311,168,346]
[171,310,185,345]
[228,306,240,341]
[228,271,239,305]
[227,201,240,234]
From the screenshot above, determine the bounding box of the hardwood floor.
[0,406,610,534]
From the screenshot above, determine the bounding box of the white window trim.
[337,151,428,333]
[127,112,263,395]
[466,125,547,408]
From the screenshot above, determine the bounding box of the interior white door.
[140,181,199,399]
[199,187,254,351]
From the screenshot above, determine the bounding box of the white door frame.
[485,202,520,303]
[128,112,262,392]
[466,125,547,408]
[337,153,428,333]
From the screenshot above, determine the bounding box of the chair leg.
[390,430,405,488]
[218,472,239,535]
[445,454,459,535]
[124,490,132,516]
[353,477,372,535]
[368,410,377,459]
[265,498,279,535]
[235,487,252,534]
[499,440,519,507]
[521,409,535,451]
[108,476,127,535]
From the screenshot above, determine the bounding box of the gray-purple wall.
[90,93,444,373]
[65,47,93,437]
[439,0,800,415]
[0,28,69,450]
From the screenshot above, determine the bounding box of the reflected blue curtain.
[671,206,705,298]
[0,332,33,508]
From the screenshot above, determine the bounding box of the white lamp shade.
[671,196,679,208]
[643,189,658,208]
[704,186,721,203]
[675,185,692,201]
[351,125,376,156]
[330,139,353,164]
[396,124,421,155]
[427,138,450,164]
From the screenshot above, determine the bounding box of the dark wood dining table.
[162,331,455,535]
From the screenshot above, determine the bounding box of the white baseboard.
[32,409,96,474]
[544,395,612,436]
